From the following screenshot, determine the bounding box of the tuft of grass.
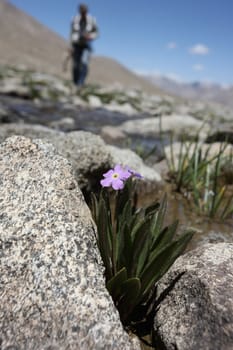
[165,132,233,219]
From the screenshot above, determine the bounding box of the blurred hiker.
[67,3,99,87]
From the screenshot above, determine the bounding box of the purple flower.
[100,164,131,190]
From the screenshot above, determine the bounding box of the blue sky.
[9,0,233,84]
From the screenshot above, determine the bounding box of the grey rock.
[154,243,233,350]
[149,104,173,116]
[188,230,233,251]
[0,123,63,143]
[118,114,208,138]
[192,102,233,123]
[53,131,113,191]
[88,95,103,108]
[49,117,76,131]
[0,136,140,350]
[153,159,169,177]
[105,101,138,116]
[0,125,112,192]
[71,95,88,107]
[0,124,163,193]
[30,72,70,96]
[0,77,30,98]
[101,125,126,143]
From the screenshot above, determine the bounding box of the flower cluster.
[100,164,142,190]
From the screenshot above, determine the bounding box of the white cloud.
[167,42,177,49]
[189,44,210,55]
[193,64,204,71]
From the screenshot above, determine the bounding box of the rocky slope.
[0,0,164,95]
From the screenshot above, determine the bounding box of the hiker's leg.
[72,63,78,85]
[72,45,82,85]
[78,48,91,86]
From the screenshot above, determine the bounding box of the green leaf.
[97,192,113,279]
[209,146,226,216]
[114,179,134,222]
[150,220,179,254]
[140,230,194,297]
[106,267,127,300]
[117,199,133,235]
[177,140,190,189]
[210,186,226,217]
[150,194,167,244]
[90,192,99,224]
[134,231,151,277]
[117,277,141,323]
[117,223,133,271]
[129,218,152,277]
[221,196,233,219]
[168,132,176,172]
[145,202,160,216]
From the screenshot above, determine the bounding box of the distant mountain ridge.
[0,0,163,95]
[141,74,233,109]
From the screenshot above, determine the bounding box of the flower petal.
[114,164,131,179]
[103,169,114,178]
[121,170,131,179]
[100,177,112,187]
[114,164,123,172]
[112,178,124,190]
